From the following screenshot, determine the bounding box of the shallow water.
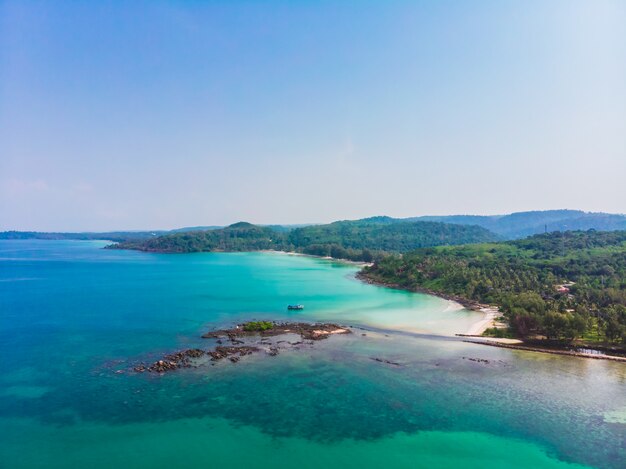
[0,240,624,468]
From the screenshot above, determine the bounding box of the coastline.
[355,271,626,362]
[463,340,626,362]
[355,271,501,336]
[463,306,501,335]
[261,250,373,267]
[105,245,626,362]
[109,243,375,268]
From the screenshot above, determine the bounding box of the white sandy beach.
[464,306,501,335]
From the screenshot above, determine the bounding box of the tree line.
[111,219,498,259]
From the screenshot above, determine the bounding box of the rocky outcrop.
[202,321,351,341]
[132,321,352,374]
[207,346,259,362]
[134,348,207,373]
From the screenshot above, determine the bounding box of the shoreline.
[109,243,375,268]
[463,339,626,362]
[355,271,626,362]
[260,250,373,267]
[355,271,501,336]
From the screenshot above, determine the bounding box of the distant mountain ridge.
[3,210,625,244]
[0,230,167,243]
[406,210,626,239]
[0,224,314,241]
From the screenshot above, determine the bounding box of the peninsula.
[360,230,626,354]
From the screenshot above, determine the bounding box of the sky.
[1,0,625,231]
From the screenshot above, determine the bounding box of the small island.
[133,321,351,373]
[201,321,350,341]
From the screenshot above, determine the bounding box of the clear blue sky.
[1,0,625,231]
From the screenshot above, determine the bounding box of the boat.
[287,304,304,310]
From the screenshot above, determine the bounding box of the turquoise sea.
[0,240,624,468]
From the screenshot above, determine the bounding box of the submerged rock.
[370,357,401,366]
[135,348,207,373]
[208,346,258,361]
[462,356,490,364]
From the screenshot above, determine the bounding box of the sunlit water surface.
[0,240,624,468]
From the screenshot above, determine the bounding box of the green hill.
[288,219,499,260]
[111,218,499,260]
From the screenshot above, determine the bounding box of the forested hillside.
[111,218,499,260]
[289,219,498,260]
[361,230,626,344]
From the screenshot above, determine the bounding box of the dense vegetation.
[412,210,626,239]
[361,230,626,345]
[111,219,499,259]
[290,219,498,260]
[242,321,274,332]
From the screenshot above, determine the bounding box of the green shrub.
[242,321,274,332]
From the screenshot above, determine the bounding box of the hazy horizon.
[2,207,625,233]
[2,1,625,231]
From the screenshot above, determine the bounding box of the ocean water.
[0,240,624,468]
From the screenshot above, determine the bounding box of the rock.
[462,356,490,364]
[371,357,401,366]
[138,349,207,373]
[208,346,258,362]
[135,321,355,374]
